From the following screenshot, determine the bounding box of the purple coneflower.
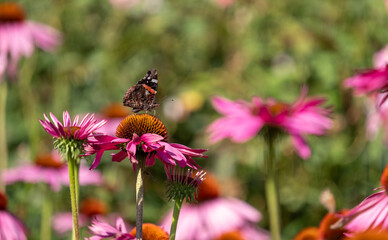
[345,46,388,106]
[2,151,103,191]
[335,164,388,234]
[85,113,207,170]
[87,218,169,240]
[160,173,269,240]
[0,2,61,80]
[208,87,332,159]
[0,192,28,240]
[40,111,106,240]
[85,113,206,239]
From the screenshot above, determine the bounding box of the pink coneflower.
[208,87,332,159]
[87,218,169,240]
[365,93,388,142]
[336,164,388,234]
[40,111,107,142]
[2,151,103,191]
[344,46,388,106]
[160,173,269,240]
[53,198,118,236]
[87,217,134,240]
[0,193,28,240]
[0,2,61,80]
[85,114,207,170]
[373,45,388,69]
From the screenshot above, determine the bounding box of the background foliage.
[4,0,388,239]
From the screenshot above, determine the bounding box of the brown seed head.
[318,212,347,240]
[79,198,108,217]
[0,2,25,22]
[195,172,220,203]
[116,114,167,141]
[294,227,319,240]
[215,230,244,240]
[380,164,388,191]
[130,223,169,240]
[35,153,63,168]
[0,193,7,210]
[101,103,131,118]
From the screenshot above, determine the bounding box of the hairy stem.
[265,133,281,240]
[135,161,145,240]
[40,189,53,240]
[0,82,7,192]
[68,153,79,240]
[169,198,183,240]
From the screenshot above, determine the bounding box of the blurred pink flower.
[208,87,332,159]
[96,103,130,136]
[0,2,61,80]
[2,151,103,191]
[0,193,28,240]
[374,45,388,69]
[85,114,206,170]
[53,198,118,236]
[86,217,134,240]
[40,111,106,141]
[215,0,234,8]
[365,93,388,142]
[110,0,140,9]
[160,173,269,240]
[345,45,388,105]
[336,164,388,234]
[344,66,388,98]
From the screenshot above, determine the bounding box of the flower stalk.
[135,159,145,240]
[40,188,53,240]
[169,198,183,240]
[68,152,80,240]
[0,82,7,191]
[264,131,281,240]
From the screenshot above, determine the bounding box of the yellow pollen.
[116,114,168,141]
[0,2,25,23]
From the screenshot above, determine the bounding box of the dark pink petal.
[112,151,127,163]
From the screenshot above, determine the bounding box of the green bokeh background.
[3,0,388,239]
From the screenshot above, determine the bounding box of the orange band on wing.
[142,84,156,94]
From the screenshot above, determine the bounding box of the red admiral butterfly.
[123,69,159,113]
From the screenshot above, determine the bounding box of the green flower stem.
[265,133,281,240]
[68,153,80,240]
[19,57,40,156]
[135,160,145,240]
[0,82,7,192]
[40,189,53,240]
[74,160,80,207]
[169,198,183,240]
